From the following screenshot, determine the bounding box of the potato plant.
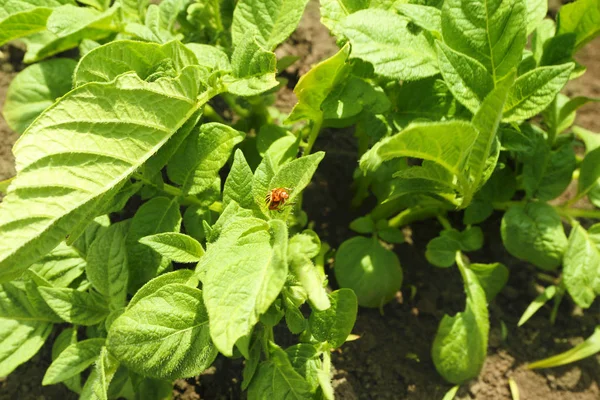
[0,0,358,399]
[314,0,600,386]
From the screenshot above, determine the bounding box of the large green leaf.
[43,338,104,385]
[0,318,52,376]
[38,287,109,325]
[197,218,288,356]
[3,58,76,134]
[503,63,575,122]
[0,67,210,283]
[231,0,309,50]
[139,232,204,263]
[0,0,72,47]
[432,265,488,384]
[557,0,600,52]
[563,224,600,308]
[501,202,568,270]
[107,284,217,380]
[342,9,438,80]
[441,0,527,81]
[320,0,368,36]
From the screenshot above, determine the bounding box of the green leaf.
[51,328,81,393]
[185,43,230,70]
[198,219,288,356]
[321,75,390,121]
[334,236,402,308]
[0,0,71,47]
[0,279,57,322]
[232,0,309,50]
[38,287,109,325]
[183,205,215,243]
[556,96,600,134]
[139,232,204,263]
[224,149,256,210]
[360,121,479,188]
[128,269,199,309]
[85,346,120,400]
[124,3,180,44]
[30,242,86,288]
[3,58,76,134]
[86,221,129,311]
[342,9,438,80]
[574,126,600,152]
[436,42,494,114]
[394,4,442,34]
[74,40,199,87]
[320,0,368,36]
[532,19,556,64]
[518,285,556,326]
[501,202,568,270]
[107,284,217,380]
[309,289,357,348]
[0,67,207,283]
[248,343,313,399]
[0,319,52,377]
[71,215,110,258]
[287,44,350,123]
[529,326,600,369]
[225,36,278,96]
[460,226,484,252]
[432,265,488,384]
[126,197,182,293]
[167,122,244,196]
[242,330,263,390]
[503,63,575,122]
[525,0,547,34]
[577,147,600,197]
[441,0,527,80]
[377,227,405,244]
[469,262,509,301]
[563,224,600,308]
[285,343,321,392]
[426,232,461,268]
[43,338,104,385]
[349,216,375,234]
[557,0,600,52]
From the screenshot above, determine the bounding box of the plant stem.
[436,214,452,230]
[203,104,226,124]
[304,116,323,155]
[493,201,600,221]
[388,206,446,228]
[132,173,222,212]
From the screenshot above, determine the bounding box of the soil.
[1,1,600,400]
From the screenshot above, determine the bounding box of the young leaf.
[528,326,600,369]
[51,328,82,393]
[525,0,547,34]
[518,285,556,326]
[225,36,278,96]
[167,122,244,196]
[198,219,289,356]
[43,338,105,385]
[503,63,575,122]
[231,0,310,50]
[127,269,199,309]
[441,0,526,80]
[501,203,568,270]
[285,343,321,392]
[320,0,368,36]
[224,149,255,210]
[432,265,488,384]
[426,233,461,268]
[38,287,109,325]
[139,232,204,263]
[286,44,350,123]
[350,216,375,234]
[84,346,120,400]
[556,0,600,52]
[29,242,86,288]
[341,9,438,81]
[563,224,600,309]
[577,147,600,197]
[436,42,494,114]
[0,68,207,283]
[0,0,69,47]
[185,43,230,70]
[394,4,442,34]
[107,284,217,380]
[335,236,402,308]
[469,263,509,301]
[248,343,313,399]
[309,289,357,348]
[0,319,52,377]
[86,221,129,310]
[3,58,76,134]
[126,197,181,293]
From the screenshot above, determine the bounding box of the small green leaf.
[0,319,52,377]
[232,0,309,50]
[224,150,255,210]
[185,43,230,70]
[51,328,81,393]
[525,0,548,34]
[30,242,86,288]
[287,44,350,123]
[84,346,120,400]
[335,236,403,308]
[126,197,181,293]
[128,269,199,309]
[563,224,600,308]
[139,232,204,263]
[107,284,217,380]
[320,0,368,36]
[469,263,509,301]
[518,285,556,326]
[86,221,129,310]
[529,326,600,369]
[43,338,105,385]
[225,36,278,96]
[501,203,568,270]
[349,216,375,234]
[503,63,575,122]
[3,58,76,134]
[426,230,461,268]
[342,9,438,80]
[460,226,484,252]
[557,0,600,52]
[377,227,404,244]
[309,289,357,348]
[577,147,600,197]
[38,287,109,325]
[394,4,441,34]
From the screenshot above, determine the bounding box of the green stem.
[203,104,226,124]
[304,116,323,156]
[547,96,558,146]
[388,206,446,228]
[132,173,222,212]
[493,201,600,221]
[436,214,452,230]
